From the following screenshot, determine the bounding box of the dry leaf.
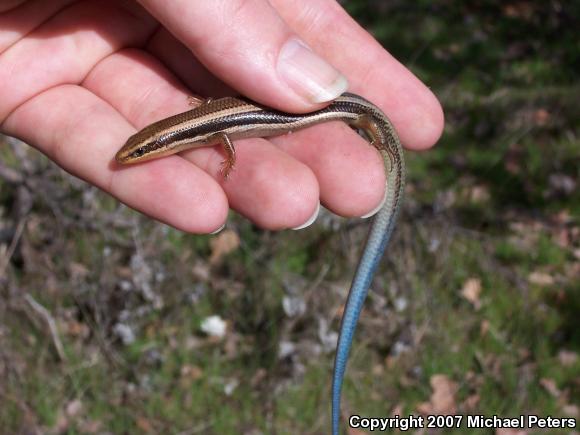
[185,336,203,350]
[54,413,69,432]
[224,333,239,358]
[505,144,523,175]
[496,429,527,435]
[553,228,570,248]
[502,2,534,19]
[416,401,433,415]
[515,350,530,364]
[548,174,576,196]
[430,374,458,414]
[461,278,482,309]
[251,368,267,387]
[192,261,211,281]
[528,271,555,286]
[63,319,90,338]
[417,374,458,415]
[469,185,490,203]
[78,420,102,434]
[558,350,578,367]
[372,364,384,376]
[539,378,561,398]
[533,108,550,126]
[136,417,154,433]
[391,404,404,417]
[209,229,240,264]
[565,262,580,281]
[68,262,89,279]
[65,399,83,417]
[385,355,397,369]
[562,404,579,417]
[480,319,490,336]
[180,365,203,381]
[462,394,480,411]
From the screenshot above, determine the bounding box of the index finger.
[271,0,445,150]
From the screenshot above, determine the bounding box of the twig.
[24,293,66,362]
[0,161,24,184]
[0,218,26,277]
[283,264,331,333]
[175,421,214,435]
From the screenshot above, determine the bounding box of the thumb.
[137,0,348,112]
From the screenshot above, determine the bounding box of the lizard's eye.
[132,148,145,158]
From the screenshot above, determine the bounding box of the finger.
[85,50,321,229]
[0,0,27,14]
[186,138,321,229]
[0,0,74,51]
[136,0,348,112]
[2,84,229,233]
[145,28,235,98]
[270,0,444,150]
[0,0,156,123]
[271,122,386,218]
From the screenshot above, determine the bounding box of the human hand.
[0,0,443,233]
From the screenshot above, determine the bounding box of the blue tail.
[331,165,402,435]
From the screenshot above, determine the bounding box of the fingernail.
[210,223,226,234]
[361,186,388,219]
[292,201,320,230]
[278,38,348,104]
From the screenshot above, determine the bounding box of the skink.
[116,92,405,435]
